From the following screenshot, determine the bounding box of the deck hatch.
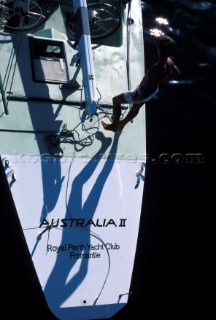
[29,37,69,84]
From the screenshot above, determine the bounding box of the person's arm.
[160,58,180,85]
[170,59,180,77]
[167,57,180,78]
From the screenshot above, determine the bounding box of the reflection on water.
[142,0,216,84]
[140,0,215,195]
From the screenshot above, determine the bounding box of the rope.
[44,123,95,157]
[126,0,132,92]
[2,33,21,92]
[126,0,134,123]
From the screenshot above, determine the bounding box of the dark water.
[118,1,216,319]
[2,1,215,319]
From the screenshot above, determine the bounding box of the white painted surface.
[3,152,145,319]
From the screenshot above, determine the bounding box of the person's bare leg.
[118,102,143,129]
[101,93,126,132]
